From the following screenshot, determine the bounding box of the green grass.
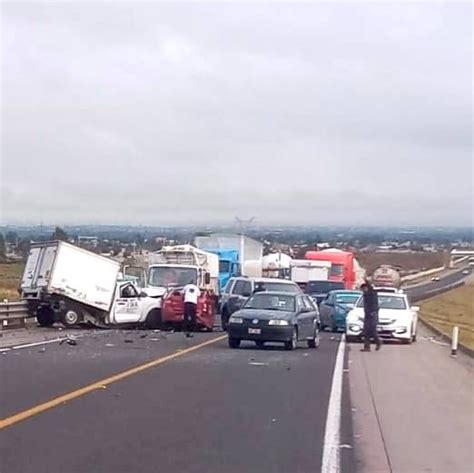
[0,262,24,301]
[421,283,474,351]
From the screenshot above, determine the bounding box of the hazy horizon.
[1,2,472,227]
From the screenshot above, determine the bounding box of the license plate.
[248,328,261,335]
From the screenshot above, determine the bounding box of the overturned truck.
[20,241,162,328]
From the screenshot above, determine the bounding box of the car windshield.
[260,282,299,293]
[357,294,407,310]
[148,266,198,287]
[335,293,360,305]
[306,281,345,294]
[244,294,296,312]
[219,260,231,273]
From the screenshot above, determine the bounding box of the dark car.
[305,280,346,306]
[319,290,362,332]
[219,277,302,330]
[227,292,320,350]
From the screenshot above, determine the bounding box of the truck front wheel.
[37,307,55,327]
[145,309,161,329]
[60,309,82,328]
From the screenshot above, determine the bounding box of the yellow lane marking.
[0,335,226,430]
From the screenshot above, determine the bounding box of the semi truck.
[262,252,292,279]
[205,248,240,292]
[145,245,219,331]
[289,259,331,289]
[304,249,365,290]
[194,233,263,279]
[20,241,162,328]
[371,265,402,290]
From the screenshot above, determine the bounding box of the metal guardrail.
[0,301,30,331]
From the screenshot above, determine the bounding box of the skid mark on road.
[0,335,226,430]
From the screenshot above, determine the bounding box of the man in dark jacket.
[360,279,382,351]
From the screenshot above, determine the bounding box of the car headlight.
[229,316,243,324]
[268,319,290,326]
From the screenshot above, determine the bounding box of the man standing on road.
[360,279,382,351]
[183,281,201,338]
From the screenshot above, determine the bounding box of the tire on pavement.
[36,306,55,327]
[228,337,241,349]
[307,327,320,348]
[145,309,161,329]
[60,307,82,328]
[284,327,297,351]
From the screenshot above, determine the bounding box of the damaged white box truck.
[20,241,162,328]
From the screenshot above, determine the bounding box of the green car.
[319,290,362,332]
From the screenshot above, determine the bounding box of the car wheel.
[228,337,241,349]
[36,306,55,327]
[221,307,230,331]
[307,328,320,349]
[284,328,297,351]
[256,341,265,349]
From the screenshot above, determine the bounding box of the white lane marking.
[321,333,346,473]
[0,335,84,353]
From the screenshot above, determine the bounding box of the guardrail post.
[451,326,459,357]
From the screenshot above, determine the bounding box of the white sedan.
[346,292,419,344]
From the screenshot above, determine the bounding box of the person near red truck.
[183,282,201,338]
[360,278,382,351]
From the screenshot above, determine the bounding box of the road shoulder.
[349,328,473,473]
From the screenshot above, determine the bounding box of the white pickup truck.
[20,241,162,328]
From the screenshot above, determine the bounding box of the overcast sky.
[1,1,472,226]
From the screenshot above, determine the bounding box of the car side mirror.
[204,272,211,285]
[242,291,251,298]
[411,306,420,312]
[139,291,148,298]
[300,307,311,313]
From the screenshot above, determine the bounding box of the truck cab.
[205,249,241,292]
[106,282,162,327]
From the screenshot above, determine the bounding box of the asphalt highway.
[0,330,355,473]
[1,268,471,473]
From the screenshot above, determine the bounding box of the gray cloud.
[1,1,472,226]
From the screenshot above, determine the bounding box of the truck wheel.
[145,309,161,329]
[60,309,82,328]
[37,307,55,327]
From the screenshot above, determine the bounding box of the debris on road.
[124,339,134,343]
[339,444,353,449]
[139,334,148,339]
[38,347,46,353]
[66,338,78,346]
[105,343,115,347]
[249,362,268,366]
[150,338,159,342]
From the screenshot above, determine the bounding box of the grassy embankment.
[0,263,24,301]
[421,282,474,351]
